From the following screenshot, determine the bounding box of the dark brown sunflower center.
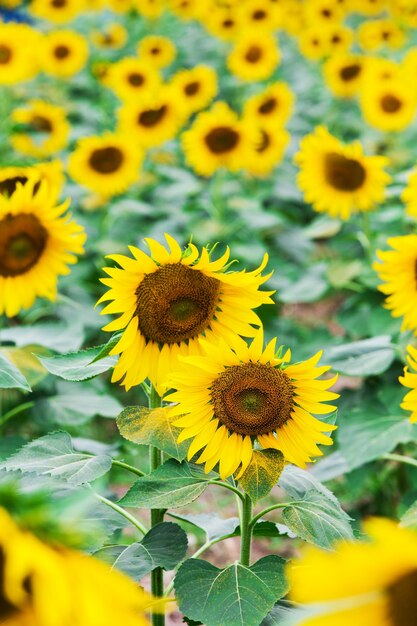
[0,213,48,277]
[381,94,402,113]
[31,116,53,133]
[210,362,294,436]
[253,9,267,19]
[52,0,67,7]
[135,263,221,344]
[184,81,200,96]
[340,63,361,81]
[324,152,366,191]
[245,46,262,63]
[387,569,417,626]
[0,548,18,619]
[223,19,234,28]
[128,72,145,86]
[54,45,70,59]
[150,47,161,55]
[138,106,167,127]
[257,130,270,153]
[259,97,277,115]
[0,176,28,197]
[332,35,341,44]
[89,146,124,174]
[322,8,332,17]
[205,127,239,154]
[0,45,12,64]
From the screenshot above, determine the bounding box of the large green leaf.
[175,556,288,626]
[279,464,339,504]
[0,352,31,392]
[95,522,187,580]
[238,449,284,502]
[117,406,189,461]
[338,408,416,470]
[324,336,395,376]
[37,385,123,426]
[118,460,211,509]
[37,344,117,382]
[3,432,112,485]
[169,513,240,541]
[1,320,84,353]
[282,489,353,549]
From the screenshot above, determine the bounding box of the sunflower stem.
[383,453,417,469]
[240,491,253,567]
[148,385,165,626]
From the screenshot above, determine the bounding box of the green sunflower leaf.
[95,522,188,580]
[117,406,189,462]
[174,555,288,626]
[37,343,118,382]
[281,489,353,550]
[118,459,212,509]
[324,335,395,376]
[238,449,284,502]
[0,352,31,392]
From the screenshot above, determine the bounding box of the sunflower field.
[3,0,417,624]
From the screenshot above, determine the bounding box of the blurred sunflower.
[374,235,417,334]
[0,23,39,84]
[182,101,257,176]
[98,234,274,393]
[106,57,160,101]
[351,0,387,15]
[360,79,417,132]
[295,126,390,220]
[90,23,127,49]
[109,0,133,12]
[236,0,281,32]
[245,124,289,177]
[324,54,366,98]
[170,65,218,114]
[68,133,143,197]
[118,87,184,148]
[0,160,64,201]
[30,0,85,22]
[288,518,417,626]
[11,100,69,158]
[280,0,304,36]
[358,19,406,51]
[298,27,330,61]
[390,0,417,25]
[303,0,344,24]
[227,33,280,81]
[399,345,417,423]
[168,0,209,20]
[132,0,165,18]
[243,81,294,127]
[40,29,89,78]
[166,329,337,479]
[401,48,417,83]
[364,56,400,83]
[137,35,176,68]
[0,179,85,318]
[205,6,243,41]
[402,169,417,218]
[325,24,354,55]
[0,507,157,626]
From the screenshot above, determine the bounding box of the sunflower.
[132,0,165,18]
[106,57,160,102]
[0,23,39,84]
[373,235,417,334]
[298,27,330,61]
[168,0,210,20]
[245,124,290,177]
[0,507,156,626]
[325,24,354,54]
[324,54,366,98]
[358,19,406,51]
[0,160,64,201]
[351,0,387,15]
[280,0,304,36]
[364,56,400,83]
[30,0,85,23]
[303,0,344,24]
[166,329,337,479]
[227,33,280,82]
[390,0,417,26]
[288,518,417,626]
[182,101,258,176]
[0,179,85,318]
[243,81,294,127]
[360,78,417,132]
[137,35,176,68]
[401,48,417,83]
[90,23,127,49]
[68,133,143,197]
[204,6,243,41]
[11,100,70,158]
[402,169,417,218]
[295,126,390,220]
[40,29,89,78]
[117,87,184,149]
[109,0,133,12]
[98,234,274,394]
[236,0,282,32]
[399,345,417,423]
[170,65,218,115]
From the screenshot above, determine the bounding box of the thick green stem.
[240,492,253,567]
[149,385,165,626]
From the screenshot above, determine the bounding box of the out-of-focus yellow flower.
[30,0,86,23]
[402,167,417,218]
[298,27,330,61]
[324,53,366,98]
[302,0,345,25]
[90,23,127,49]
[137,35,176,68]
[236,0,282,33]
[106,57,161,101]
[350,0,387,15]
[170,65,218,115]
[399,344,417,422]
[0,23,39,84]
[0,160,64,202]
[204,6,243,41]
[245,123,290,177]
[325,24,354,54]
[243,81,294,127]
[360,78,417,132]
[40,29,89,78]
[168,0,210,20]
[11,101,70,158]
[132,0,165,18]
[358,19,406,51]
[227,33,280,82]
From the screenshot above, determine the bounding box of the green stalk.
[240,492,253,567]
[148,385,165,626]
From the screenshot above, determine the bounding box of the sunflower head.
[166,329,338,479]
[137,35,176,68]
[98,234,274,393]
[40,29,89,78]
[227,33,281,82]
[11,100,70,158]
